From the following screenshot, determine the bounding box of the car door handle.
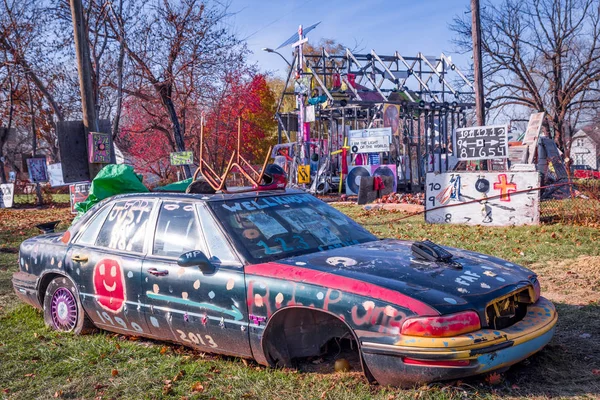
[147,268,169,276]
[71,254,88,262]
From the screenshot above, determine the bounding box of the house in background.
[571,126,600,169]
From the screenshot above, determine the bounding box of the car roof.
[110,188,306,203]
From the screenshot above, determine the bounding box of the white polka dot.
[208,291,215,299]
[127,271,133,278]
[444,297,458,304]
[316,292,324,300]
[275,293,284,304]
[150,317,159,327]
[363,301,375,310]
[295,262,306,266]
[496,277,506,282]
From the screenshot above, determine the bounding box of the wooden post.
[237,117,241,165]
[26,78,43,206]
[471,0,485,127]
[70,0,101,179]
[199,114,204,166]
[471,0,488,170]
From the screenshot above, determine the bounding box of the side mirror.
[177,250,215,274]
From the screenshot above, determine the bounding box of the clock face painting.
[88,132,111,163]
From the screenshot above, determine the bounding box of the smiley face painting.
[93,258,126,312]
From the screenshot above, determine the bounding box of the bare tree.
[108,0,241,178]
[0,0,66,122]
[451,0,600,157]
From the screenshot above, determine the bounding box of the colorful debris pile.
[375,192,424,205]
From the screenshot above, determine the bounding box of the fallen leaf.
[94,384,107,391]
[160,346,168,354]
[111,369,118,377]
[54,390,63,398]
[485,372,503,385]
[592,369,600,376]
[24,373,35,378]
[191,382,204,393]
[162,383,173,395]
[172,370,185,381]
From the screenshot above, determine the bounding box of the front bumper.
[12,271,41,309]
[361,297,557,386]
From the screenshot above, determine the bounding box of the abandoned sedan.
[12,190,556,386]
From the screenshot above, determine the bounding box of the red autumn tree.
[119,96,177,182]
[197,72,277,176]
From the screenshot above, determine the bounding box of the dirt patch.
[532,256,600,304]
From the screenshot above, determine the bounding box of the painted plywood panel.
[425,172,540,226]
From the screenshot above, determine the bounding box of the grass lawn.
[13,193,70,206]
[1,205,599,399]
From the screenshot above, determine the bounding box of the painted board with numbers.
[425,172,540,226]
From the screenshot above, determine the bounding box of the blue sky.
[228,0,473,77]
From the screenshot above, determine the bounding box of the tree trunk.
[158,86,191,179]
[111,7,125,142]
[26,78,43,206]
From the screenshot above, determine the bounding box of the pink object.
[303,123,310,142]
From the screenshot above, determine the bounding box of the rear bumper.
[12,271,41,309]
[361,297,557,386]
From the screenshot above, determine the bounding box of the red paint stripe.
[245,263,439,316]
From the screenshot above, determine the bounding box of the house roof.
[577,125,600,144]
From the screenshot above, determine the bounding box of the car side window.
[95,199,154,253]
[197,204,239,265]
[153,202,204,258]
[76,204,113,245]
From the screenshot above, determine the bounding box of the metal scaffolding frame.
[275,46,476,190]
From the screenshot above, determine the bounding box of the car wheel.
[43,276,94,334]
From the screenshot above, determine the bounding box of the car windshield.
[209,193,377,263]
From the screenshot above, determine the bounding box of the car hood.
[278,239,536,314]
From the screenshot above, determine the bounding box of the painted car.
[12,190,557,386]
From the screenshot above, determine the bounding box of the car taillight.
[401,311,481,337]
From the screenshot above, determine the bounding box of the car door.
[141,200,251,357]
[67,198,155,336]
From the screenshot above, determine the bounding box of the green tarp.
[74,164,149,218]
[154,178,192,192]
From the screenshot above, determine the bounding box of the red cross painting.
[493,174,517,202]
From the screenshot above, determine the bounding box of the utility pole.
[26,78,43,206]
[70,0,101,179]
[471,0,485,127]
